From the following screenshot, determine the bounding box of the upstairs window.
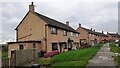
[63,30,67,36]
[89,34,91,36]
[70,32,73,36]
[76,33,79,37]
[51,27,57,34]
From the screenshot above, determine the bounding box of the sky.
[0,0,119,44]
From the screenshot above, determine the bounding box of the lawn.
[50,43,104,67]
[109,43,120,68]
[109,43,120,53]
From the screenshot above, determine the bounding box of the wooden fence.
[10,49,38,66]
[2,58,9,67]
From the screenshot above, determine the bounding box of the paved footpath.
[86,43,116,68]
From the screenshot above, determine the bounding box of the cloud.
[0,1,118,44]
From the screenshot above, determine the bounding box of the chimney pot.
[66,21,69,26]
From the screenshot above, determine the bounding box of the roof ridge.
[35,12,79,33]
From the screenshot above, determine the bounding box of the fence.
[10,49,38,66]
[2,58,9,67]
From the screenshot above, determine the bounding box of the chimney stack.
[29,2,35,12]
[93,29,95,32]
[79,23,81,27]
[102,31,104,34]
[91,28,92,31]
[107,32,109,34]
[66,21,69,26]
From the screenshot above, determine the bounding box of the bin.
[31,64,40,68]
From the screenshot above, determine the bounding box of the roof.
[108,33,120,37]
[81,27,107,37]
[35,12,79,33]
[95,32,108,37]
[81,27,96,34]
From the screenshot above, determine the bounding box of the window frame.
[76,33,79,37]
[63,44,67,49]
[52,43,58,50]
[51,27,57,34]
[33,43,36,48]
[70,32,73,36]
[19,44,24,49]
[63,30,67,36]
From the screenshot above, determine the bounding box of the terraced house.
[76,24,108,46]
[107,32,120,42]
[8,2,80,58]
[76,24,99,46]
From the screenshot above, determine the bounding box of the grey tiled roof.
[35,12,79,33]
[109,33,120,37]
[81,27,107,37]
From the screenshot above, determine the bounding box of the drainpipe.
[45,25,47,52]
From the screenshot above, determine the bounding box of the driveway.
[86,43,116,68]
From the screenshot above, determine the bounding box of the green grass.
[50,43,103,67]
[109,43,120,68]
[114,56,120,68]
[2,51,8,59]
[109,43,120,53]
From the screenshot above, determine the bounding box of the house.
[76,24,99,46]
[76,23,109,46]
[107,32,120,42]
[8,2,80,58]
[95,31,108,43]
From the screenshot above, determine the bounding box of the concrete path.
[86,43,116,68]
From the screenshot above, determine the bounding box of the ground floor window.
[52,43,58,50]
[63,44,67,49]
[33,43,36,48]
[19,44,24,49]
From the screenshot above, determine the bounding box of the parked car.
[44,50,59,58]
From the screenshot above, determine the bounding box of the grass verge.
[109,43,120,68]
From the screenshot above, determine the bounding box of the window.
[19,44,24,49]
[52,43,58,50]
[76,33,79,37]
[51,27,57,34]
[63,30,67,36]
[63,44,67,49]
[89,34,91,36]
[33,43,36,48]
[70,32,73,36]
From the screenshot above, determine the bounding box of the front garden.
[35,43,104,67]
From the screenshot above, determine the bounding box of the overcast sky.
[0,0,119,44]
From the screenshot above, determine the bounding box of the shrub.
[44,50,60,58]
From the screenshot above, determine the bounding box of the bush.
[44,50,60,58]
